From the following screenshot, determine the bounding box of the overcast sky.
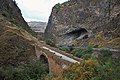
[15,0,67,22]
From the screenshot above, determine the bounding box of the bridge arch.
[39,53,49,73]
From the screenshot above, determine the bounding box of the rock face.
[28,21,47,33]
[45,0,120,47]
[0,0,36,36]
[0,0,27,27]
[0,0,35,67]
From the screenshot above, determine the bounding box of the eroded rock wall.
[45,0,120,47]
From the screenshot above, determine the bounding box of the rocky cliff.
[45,0,120,48]
[0,0,36,36]
[0,0,27,26]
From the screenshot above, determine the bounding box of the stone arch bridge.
[35,44,80,76]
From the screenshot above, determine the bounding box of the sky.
[15,0,67,22]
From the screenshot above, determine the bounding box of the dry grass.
[89,31,120,48]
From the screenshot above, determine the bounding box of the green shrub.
[0,60,49,80]
[54,3,61,9]
[70,45,93,59]
[0,66,18,80]
[59,46,71,52]
[111,58,120,80]
[17,60,48,80]
[100,49,112,57]
[97,49,120,80]
[46,39,56,47]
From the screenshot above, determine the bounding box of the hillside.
[0,0,38,65]
[0,0,38,79]
[45,0,120,48]
[0,16,35,67]
[28,21,47,33]
[0,0,120,80]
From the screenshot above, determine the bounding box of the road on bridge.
[42,46,80,63]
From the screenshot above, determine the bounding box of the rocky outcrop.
[0,0,27,27]
[0,0,36,36]
[28,21,47,33]
[45,0,120,47]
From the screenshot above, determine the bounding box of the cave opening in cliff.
[40,55,49,73]
[66,28,88,40]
